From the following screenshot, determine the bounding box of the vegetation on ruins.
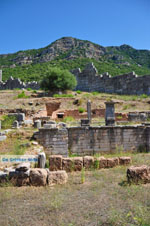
[1,37,150,82]
[40,67,77,91]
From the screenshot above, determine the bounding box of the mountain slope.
[0,37,150,81]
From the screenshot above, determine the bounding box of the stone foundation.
[35,124,150,156]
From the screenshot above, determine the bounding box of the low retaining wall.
[35,125,150,156]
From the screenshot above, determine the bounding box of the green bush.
[1,115,16,129]
[17,91,29,99]
[78,107,85,113]
[92,91,99,95]
[26,88,32,91]
[40,67,77,91]
[62,116,75,122]
[76,90,81,94]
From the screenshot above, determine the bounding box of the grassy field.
[0,153,150,226]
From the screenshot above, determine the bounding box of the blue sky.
[0,0,150,54]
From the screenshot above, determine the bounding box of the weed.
[123,104,131,110]
[45,159,50,168]
[1,115,16,129]
[62,116,75,123]
[92,91,99,95]
[81,167,85,184]
[94,159,99,169]
[76,90,81,94]
[16,91,29,99]
[53,94,74,98]
[26,88,32,91]
[78,107,85,113]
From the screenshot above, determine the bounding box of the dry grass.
[0,90,150,114]
[0,153,150,225]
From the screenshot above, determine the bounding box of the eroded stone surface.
[30,168,47,186]
[48,170,68,186]
[127,165,150,184]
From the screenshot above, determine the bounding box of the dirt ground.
[0,90,150,115]
[0,153,150,226]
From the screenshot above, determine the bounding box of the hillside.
[0,37,150,81]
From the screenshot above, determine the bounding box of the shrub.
[27,88,32,91]
[92,91,99,95]
[76,90,81,94]
[40,67,77,91]
[78,107,85,113]
[17,91,29,99]
[62,116,75,122]
[1,115,16,129]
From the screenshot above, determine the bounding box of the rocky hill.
[1,37,150,81]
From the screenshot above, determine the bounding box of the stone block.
[119,157,131,165]
[97,157,107,169]
[16,162,30,172]
[9,170,30,186]
[107,157,119,168]
[29,168,47,186]
[127,165,150,184]
[49,155,62,171]
[0,171,8,183]
[83,156,94,169]
[62,158,74,172]
[47,170,68,186]
[73,157,83,171]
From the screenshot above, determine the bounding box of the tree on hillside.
[40,67,77,91]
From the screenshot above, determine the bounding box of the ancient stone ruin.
[72,62,150,95]
[1,63,150,94]
[0,71,40,90]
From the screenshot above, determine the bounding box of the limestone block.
[97,157,107,169]
[49,155,62,171]
[73,157,83,171]
[47,170,68,186]
[62,158,74,172]
[9,170,30,186]
[107,157,119,168]
[16,162,30,172]
[83,156,94,169]
[29,169,47,186]
[119,157,131,165]
[127,165,150,184]
[0,171,8,183]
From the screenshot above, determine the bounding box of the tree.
[40,67,77,91]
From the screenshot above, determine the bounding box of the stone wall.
[72,63,150,95]
[0,76,40,90]
[35,124,150,156]
[35,127,68,156]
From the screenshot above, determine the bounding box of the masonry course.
[35,124,150,156]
